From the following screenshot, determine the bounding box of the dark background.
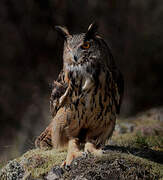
[0,0,163,162]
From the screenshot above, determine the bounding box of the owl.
[35,23,124,166]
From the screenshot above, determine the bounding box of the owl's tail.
[35,122,53,149]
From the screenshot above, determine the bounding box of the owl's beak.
[70,49,78,63]
[73,55,78,62]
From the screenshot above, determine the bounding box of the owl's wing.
[50,70,68,117]
[96,36,124,113]
[107,52,124,114]
[112,68,124,114]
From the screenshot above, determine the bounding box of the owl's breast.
[69,70,109,107]
[64,64,116,113]
[64,63,94,91]
[62,67,117,138]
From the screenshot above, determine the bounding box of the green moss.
[110,118,163,179]
[0,164,3,169]
[1,146,162,179]
[134,134,163,150]
[64,152,162,179]
[18,149,67,178]
[1,109,163,179]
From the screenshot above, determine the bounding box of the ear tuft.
[55,26,70,38]
[85,22,98,40]
[88,22,98,33]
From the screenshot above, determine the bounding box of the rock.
[0,160,24,180]
[0,108,162,180]
[115,122,135,134]
[44,166,64,180]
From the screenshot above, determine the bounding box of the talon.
[84,142,103,156]
[82,152,88,158]
[65,165,71,171]
[61,160,66,168]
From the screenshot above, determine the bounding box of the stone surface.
[0,108,162,180]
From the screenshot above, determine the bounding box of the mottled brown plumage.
[35,23,124,165]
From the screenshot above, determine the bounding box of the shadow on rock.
[103,145,163,164]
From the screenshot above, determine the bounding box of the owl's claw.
[61,151,83,168]
[64,165,71,171]
[101,147,111,154]
[82,152,88,158]
[102,150,107,154]
[61,160,66,168]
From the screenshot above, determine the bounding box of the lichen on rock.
[0,108,163,180]
[0,160,24,180]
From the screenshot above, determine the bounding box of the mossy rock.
[0,108,163,179]
[0,147,162,180]
[0,149,67,179]
[63,153,161,180]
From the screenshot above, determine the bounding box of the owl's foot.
[61,151,83,168]
[84,142,103,156]
[61,138,82,167]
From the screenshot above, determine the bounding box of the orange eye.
[81,42,90,49]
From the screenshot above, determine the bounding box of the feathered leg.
[84,142,103,156]
[35,122,53,149]
[62,138,83,166]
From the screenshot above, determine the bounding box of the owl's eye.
[81,42,90,49]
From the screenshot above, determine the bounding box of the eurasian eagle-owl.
[35,23,124,166]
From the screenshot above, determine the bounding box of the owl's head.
[55,23,113,70]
